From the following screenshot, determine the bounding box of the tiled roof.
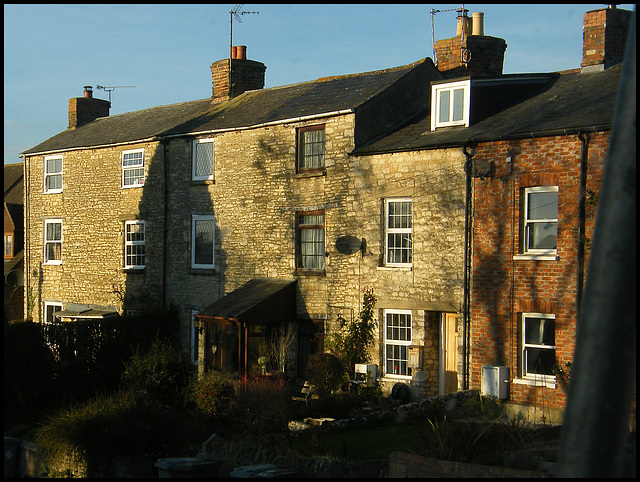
[22,60,428,156]
[4,162,23,205]
[354,64,623,154]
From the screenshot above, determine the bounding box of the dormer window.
[431,80,471,130]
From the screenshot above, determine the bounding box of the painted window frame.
[121,148,145,188]
[190,310,200,365]
[4,233,13,258]
[297,124,326,172]
[124,220,146,269]
[44,154,63,193]
[192,138,215,181]
[385,198,413,267]
[430,80,471,130]
[522,186,559,255]
[296,210,325,271]
[191,214,215,269]
[518,312,557,387]
[44,218,62,265]
[384,309,413,378]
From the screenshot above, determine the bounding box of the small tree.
[328,287,377,377]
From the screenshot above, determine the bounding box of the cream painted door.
[443,313,458,394]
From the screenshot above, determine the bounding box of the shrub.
[189,370,236,418]
[305,352,346,396]
[228,375,291,436]
[121,338,193,406]
[35,389,200,477]
[308,392,361,419]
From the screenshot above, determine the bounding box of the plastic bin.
[4,437,20,478]
[230,464,300,478]
[154,457,222,478]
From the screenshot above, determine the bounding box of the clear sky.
[3,4,635,165]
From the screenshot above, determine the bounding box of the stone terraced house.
[20,6,632,414]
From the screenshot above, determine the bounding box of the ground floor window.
[384,309,412,377]
[520,312,556,385]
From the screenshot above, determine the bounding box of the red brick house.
[4,162,25,322]
[355,6,632,419]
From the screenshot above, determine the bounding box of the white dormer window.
[431,80,471,130]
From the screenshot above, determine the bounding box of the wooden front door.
[443,313,459,394]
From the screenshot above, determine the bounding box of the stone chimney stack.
[581,6,632,72]
[68,86,110,129]
[210,45,266,101]
[434,10,507,78]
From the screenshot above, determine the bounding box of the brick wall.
[469,133,608,415]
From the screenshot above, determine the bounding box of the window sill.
[513,376,557,389]
[190,179,215,185]
[294,171,326,179]
[382,374,413,381]
[513,254,558,261]
[295,269,326,276]
[189,268,216,275]
[377,265,413,271]
[124,267,145,273]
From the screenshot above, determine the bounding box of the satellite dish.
[335,235,364,255]
[5,269,24,287]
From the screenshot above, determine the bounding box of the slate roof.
[22,60,427,156]
[4,163,24,205]
[353,64,623,154]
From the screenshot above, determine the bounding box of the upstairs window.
[523,186,558,255]
[4,233,13,258]
[385,198,412,266]
[431,80,470,130]
[44,155,63,193]
[122,149,145,188]
[192,138,214,181]
[124,220,145,269]
[297,125,325,172]
[44,218,62,265]
[296,210,325,270]
[192,214,215,269]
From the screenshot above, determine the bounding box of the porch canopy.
[195,278,298,375]
[196,278,297,325]
[54,303,120,320]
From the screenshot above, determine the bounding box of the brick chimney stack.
[581,6,632,72]
[210,45,266,101]
[68,86,110,129]
[434,10,507,78]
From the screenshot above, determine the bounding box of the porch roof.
[196,278,297,326]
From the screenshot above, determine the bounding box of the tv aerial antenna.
[430,4,467,66]
[95,85,135,106]
[228,5,259,97]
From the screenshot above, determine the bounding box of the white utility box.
[354,363,377,387]
[481,365,509,399]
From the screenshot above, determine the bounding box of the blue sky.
[3,4,635,165]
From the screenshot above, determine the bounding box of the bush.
[308,392,361,419]
[228,375,291,436]
[121,338,193,406]
[35,389,204,477]
[305,352,346,396]
[189,370,236,418]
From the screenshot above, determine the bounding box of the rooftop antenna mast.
[95,85,135,107]
[229,4,259,97]
[430,6,460,66]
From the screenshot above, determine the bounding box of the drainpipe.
[161,138,169,311]
[576,132,589,317]
[461,142,475,390]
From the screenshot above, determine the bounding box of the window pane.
[439,90,450,123]
[524,317,555,346]
[386,344,408,375]
[123,151,143,166]
[195,141,214,178]
[527,222,557,250]
[528,191,558,220]
[126,222,145,242]
[46,222,61,241]
[387,233,412,264]
[525,347,556,375]
[452,88,465,121]
[300,227,325,269]
[194,218,214,265]
[301,129,325,169]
